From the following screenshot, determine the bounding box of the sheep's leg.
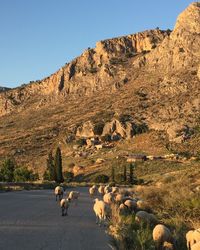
[56,195,57,201]
[96,215,99,224]
[99,216,103,227]
[61,207,65,216]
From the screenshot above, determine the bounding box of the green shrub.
[94,174,109,183]
[76,138,87,146]
[63,171,74,182]
[43,170,50,181]
[101,134,112,142]
[94,122,104,135]
[14,167,38,182]
[0,159,15,182]
[88,67,97,73]
[115,173,124,183]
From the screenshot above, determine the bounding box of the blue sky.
[0,0,195,87]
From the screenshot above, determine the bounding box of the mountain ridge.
[0,2,199,173]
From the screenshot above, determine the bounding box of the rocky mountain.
[0,2,199,172]
[0,86,10,93]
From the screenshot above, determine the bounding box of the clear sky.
[0,0,195,87]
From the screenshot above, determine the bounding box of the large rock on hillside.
[76,121,95,138]
[102,119,134,139]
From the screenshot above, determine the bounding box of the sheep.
[135,211,158,225]
[104,185,112,194]
[115,194,124,204]
[186,229,200,249]
[186,230,195,249]
[93,198,109,226]
[68,191,80,205]
[124,199,137,212]
[136,199,150,211]
[60,198,70,216]
[191,241,200,250]
[153,224,174,250]
[89,186,97,197]
[111,187,119,194]
[103,192,114,204]
[119,203,130,216]
[98,185,105,195]
[163,241,174,250]
[122,196,134,203]
[55,186,64,201]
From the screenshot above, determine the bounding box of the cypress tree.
[129,163,134,184]
[55,147,63,183]
[123,164,127,182]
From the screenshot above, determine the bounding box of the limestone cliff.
[0,29,168,116]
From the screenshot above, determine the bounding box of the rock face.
[102,119,135,139]
[0,29,169,117]
[76,121,95,138]
[0,3,200,168]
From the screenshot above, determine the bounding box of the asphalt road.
[0,187,111,250]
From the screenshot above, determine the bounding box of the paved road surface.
[0,187,111,250]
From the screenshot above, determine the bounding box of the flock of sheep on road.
[54,185,200,250]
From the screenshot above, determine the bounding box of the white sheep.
[122,196,134,203]
[104,185,112,194]
[186,229,200,249]
[153,224,174,250]
[103,192,114,204]
[68,191,80,205]
[135,210,158,225]
[119,203,129,216]
[54,186,64,201]
[115,194,124,204]
[93,198,109,226]
[124,199,137,212]
[111,186,119,193]
[136,199,149,211]
[89,186,97,197]
[191,241,200,250]
[98,185,105,195]
[60,198,70,216]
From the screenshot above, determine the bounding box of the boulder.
[102,119,134,139]
[72,165,84,175]
[95,158,105,164]
[76,121,95,138]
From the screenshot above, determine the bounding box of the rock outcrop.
[102,119,135,139]
[0,29,169,117]
[76,121,95,138]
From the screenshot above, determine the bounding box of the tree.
[111,165,115,182]
[0,159,15,182]
[129,163,135,184]
[47,151,56,181]
[123,164,127,182]
[54,147,64,183]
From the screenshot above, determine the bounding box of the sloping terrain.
[0,2,199,173]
